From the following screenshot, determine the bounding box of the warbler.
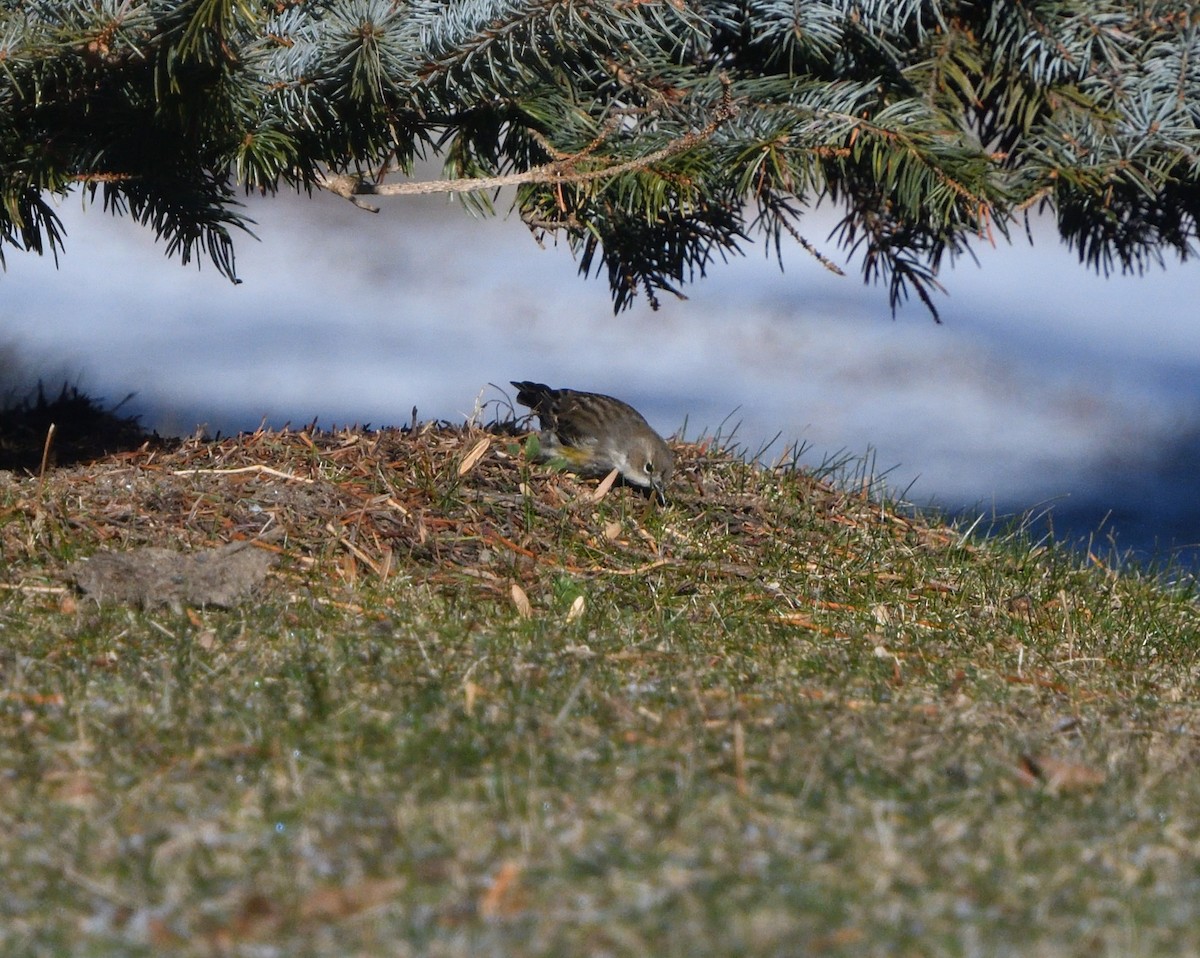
[511,380,674,503]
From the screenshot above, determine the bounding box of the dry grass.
[2,421,1200,956]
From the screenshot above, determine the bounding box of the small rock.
[69,542,274,609]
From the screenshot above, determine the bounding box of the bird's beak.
[652,477,667,506]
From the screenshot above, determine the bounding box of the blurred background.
[4,190,1200,568]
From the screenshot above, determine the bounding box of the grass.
[2,420,1200,956]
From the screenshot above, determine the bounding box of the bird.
[511,381,674,503]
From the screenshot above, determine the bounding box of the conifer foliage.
[1,1,1197,316]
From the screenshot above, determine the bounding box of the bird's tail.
[511,381,556,413]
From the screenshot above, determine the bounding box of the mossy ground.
[2,421,1199,956]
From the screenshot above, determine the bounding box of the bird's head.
[625,434,674,504]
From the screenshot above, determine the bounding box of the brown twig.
[38,423,56,494]
[318,87,738,208]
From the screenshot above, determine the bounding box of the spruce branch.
[3,0,1200,316]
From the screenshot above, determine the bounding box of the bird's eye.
[644,462,654,473]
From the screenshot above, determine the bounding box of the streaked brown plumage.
[512,381,674,502]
